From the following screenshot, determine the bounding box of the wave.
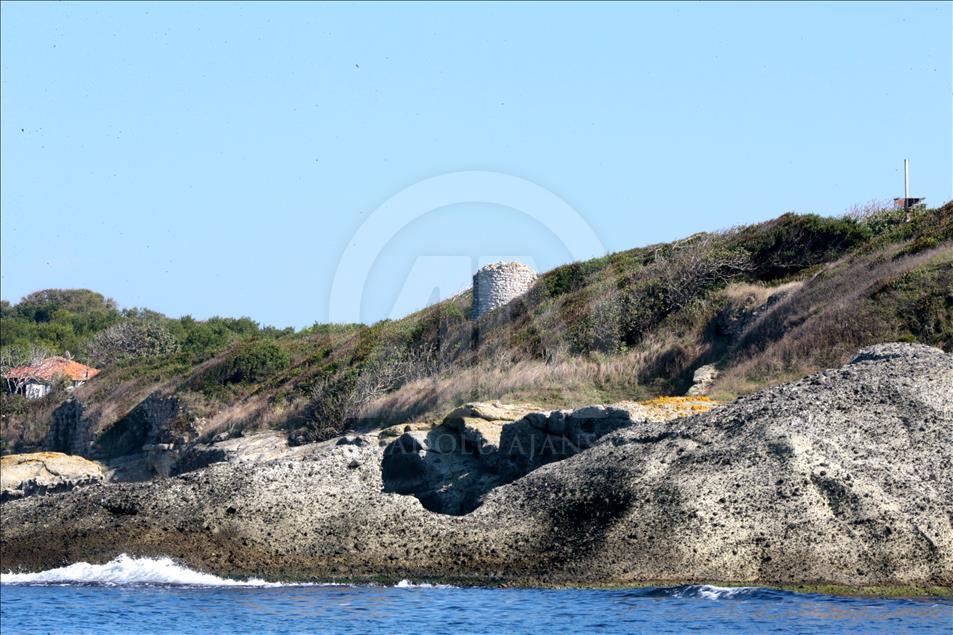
[1,558,759,596]
[640,584,771,600]
[1,555,459,589]
[0,554,298,587]
[394,579,455,589]
[674,584,762,599]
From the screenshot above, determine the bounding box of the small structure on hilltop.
[893,159,924,211]
[472,261,538,319]
[2,356,100,399]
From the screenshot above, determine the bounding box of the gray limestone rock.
[2,344,950,591]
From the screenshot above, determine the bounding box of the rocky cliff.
[1,343,950,590]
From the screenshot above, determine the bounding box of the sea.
[1,555,950,634]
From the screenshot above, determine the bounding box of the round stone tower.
[471,261,538,319]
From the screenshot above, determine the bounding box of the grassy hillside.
[1,203,951,454]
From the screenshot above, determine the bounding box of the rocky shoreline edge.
[2,343,952,593]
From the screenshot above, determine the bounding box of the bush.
[856,207,908,236]
[13,289,117,324]
[225,340,292,384]
[303,342,440,439]
[543,263,587,298]
[872,259,953,351]
[86,320,180,366]
[570,294,623,355]
[896,234,941,258]
[410,302,468,349]
[735,213,871,280]
[618,234,751,346]
[0,289,121,358]
[173,316,265,360]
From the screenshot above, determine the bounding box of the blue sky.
[2,2,950,328]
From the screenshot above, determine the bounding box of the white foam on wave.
[394,579,455,589]
[0,554,308,587]
[1,554,457,589]
[679,584,758,599]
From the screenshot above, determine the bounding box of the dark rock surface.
[47,399,93,456]
[97,392,190,459]
[381,403,637,515]
[2,344,951,589]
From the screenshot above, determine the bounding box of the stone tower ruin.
[471,261,537,319]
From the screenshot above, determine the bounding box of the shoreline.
[3,562,951,599]
[3,345,951,599]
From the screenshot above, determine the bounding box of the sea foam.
[1,554,289,587]
[0,554,456,589]
[394,579,454,589]
[672,584,761,599]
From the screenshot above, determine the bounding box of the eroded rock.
[0,452,105,501]
[687,364,719,396]
[381,402,643,514]
[47,399,93,456]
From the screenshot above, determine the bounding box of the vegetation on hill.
[0,291,293,373]
[1,202,950,454]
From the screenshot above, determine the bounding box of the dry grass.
[711,244,952,398]
[721,280,803,305]
[200,392,302,440]
[360,345,671,425]
[363,241,952,424]
[5,209,949,452]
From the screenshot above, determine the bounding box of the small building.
[893,197,924,210]
[2,356,101,399]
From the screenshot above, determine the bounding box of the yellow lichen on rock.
[613,396,720,423]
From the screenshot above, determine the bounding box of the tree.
[15,289,118,323]
[86,320,180,366]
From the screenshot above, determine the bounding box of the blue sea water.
[1,556,951,634]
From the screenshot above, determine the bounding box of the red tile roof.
[2,357,100,383]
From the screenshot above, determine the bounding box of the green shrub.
[735,213,871,280]
[859,208,908,236]
[873,260,953,350]
[0,289,121,359]
[569,295,623,355]
[226,340,292,384]
[543,263,587,298]
[409,301,467,348]
[896,234,941,258]
[616,235,751,345]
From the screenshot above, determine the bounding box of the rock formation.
[0,452,105,502]
[47,399,93,456]
[687,364,718,396]
[46,392,196,478]
[381,398,717,515]
[1,343,950,590]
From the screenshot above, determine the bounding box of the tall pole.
[904,159,909,200]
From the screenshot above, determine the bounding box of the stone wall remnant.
[472,261,537,319]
